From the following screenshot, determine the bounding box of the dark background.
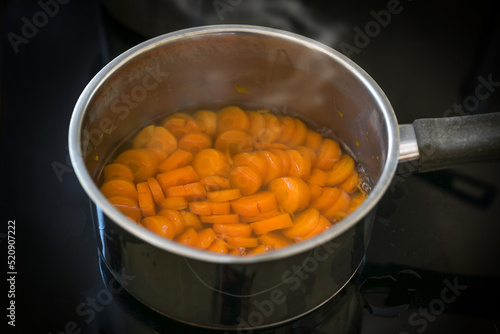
[1,0,499,333]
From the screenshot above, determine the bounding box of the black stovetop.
[1,1,500,333]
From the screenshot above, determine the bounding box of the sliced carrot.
[305,130,323,152]
[188,201,211,216]
[180,210,203,230]
[217,105,250,133]
[308,182,324,201]
[269,177,311,213]
[178,132,212,155]
[303,215,332,239]
[158,209,186,237]
[157,148,193,172]
[258,113,282,143]
[247,244,269,256]
[288,118,307,147]
[145,126,177,155]
[239,209,280,223]
[161,113,202,139]
[307,168,328,187]
[255,151,282,185]
[340,171,360,193]
[316,139,341,170]
[207,238,229,254]
[326,154,355,186]
[258,232,293,249]
[165,182,206,201]
[158,196,188,210]
[103,163,134,182]
[269,149,291,177]
[100,179,138,201]
[107,195,141,222]
[210,201,231,215]
[225,236,259,248]
[231,191,277,216]
[207,188,241,202]
[142,215,175,239]
[195,228,217,249]
[287,149,311,179]
[232,152,266,176]
[277,116,296,144]
[136,182,156,217]
[191,148,228,179]
[248,111,266,139]
[347,192,367,214]
[214,130,253,156]
[200,214,239,224]
[322,189,352,221]
[310,187,341,211]
[146,177,166,204]
[251,213,293,235]
[193,110,217,137]
[213,223,253,237]
[229,165,262,196]
[115,148,159,183]
[133,125,155,148]
[282,208,320,240]
[156,165,199,192]
[296,146,317,168]
[200,175,231,191]
[175,227,198,247]
[254,142,290,150]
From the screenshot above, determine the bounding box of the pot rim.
[69,24,399,264]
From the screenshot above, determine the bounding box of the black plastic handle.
[413,112,500,172]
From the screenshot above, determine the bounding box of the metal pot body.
[69,25,399,329]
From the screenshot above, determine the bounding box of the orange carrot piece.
[161,113,202,139]
[287,149,312,179]
[269,149,291,177]
[175,227,199,247]
[158,209,186,237]
[145,126,178,155]
[193,110,217,137]
[229,165,262,196]
[195,228,217,249]
[259,113,283,143]
[146,177,166,204]
[225,236,259,248]
[100,179,138,201]
[133,125,155,149]
[230,191,277,216]
[322,189,351,221]
[308,182,324,201]
[310,187,341,211]
[136,182,156,217]
[217,105,250,133]
[214,130,253,156]
[258,232,293,249]
[157,148,193,172]
[207,238,229,254]
[180,210,203,230]
[207,188,241,202]
[192,148,228,179]
[107,195,141,222]
[213,223,253,237]
[239,209,280,223]
[340,171,360,193]
[142,215,175,239]
[255,150,282,185]
[199,214,239,224]
[277,116,296,144]
[166,182,206,201]
[114,148,159,183]
[250,213,293,235]
[282,208,320,240]
[210,201,231,215]
[200,175,231,191]
[288,118,307,147]
[347,192,367,214]
[326,154,355,186]
[158,196,188,210]
[178,132,212,155]
[232,152,266,175]
[316,139,341,170]
[296,146,317,168]
[303,215,332,239]
[156,165,199,192]
[307,168,328,187]
[269,177,311,213]
[305,130,323,152]
[188,201,212,216]
[103,163,134,182]
[248,111,266,139]
[247,244,269,256]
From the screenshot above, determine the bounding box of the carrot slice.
[269,177,311,213]
[316,139,341,170]
[239,209,280,223]
[287,149,312,179]
[207,238,229,254]
[296,146,317,168]
[282,208,320,240]
[195,228,217,249]
[322,189,351,221]
[114,148,159,183]
[146,177,166,204]
[232,152,266,176]
[214,130,253,156]
[277,116,296,144]
[326,154,355,186]
[230,191,277,216]
[308,182,324,201]
[200,214,239,224]
[175,227,199,247]
[165,182,206,201]
[229,165,262,196]
[248,111,266,139]
[307,168,328,187]
[100,179,138,201]
[347,192,367,214]
[200,175,231,191]
[340,171,360,193]
[136,182,156,217]
[178,132,212,155]
[156,165,199,192]
[188,201,212,216]
[180,210,203,230]
[213,223,253,237]
[269,149,291,177]
[158,209,186,237]
[107,195,141,222]
[145,126,178,155]
[207,188,241,202]
[288,118,307,147]
[310,187,341,211]
[258,232,293,249]
[255,150,282,185]
[157,148,193,172]
[133,125,155,149]
[303,215,332,239]
[161,113,202,139]
[142,215,175,239]
[158,196,188,210]
[193,110,217,137]
[305,130,323,152]
[225,236,259,248]
[259,113,282,143]
[251,213,293,235]
[247,244,269,256]
[103,163,134,182]
[192,148,228,179]
[217,105,250,133]
[210,201,231,215]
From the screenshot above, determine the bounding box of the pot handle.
[399,112,500,173]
